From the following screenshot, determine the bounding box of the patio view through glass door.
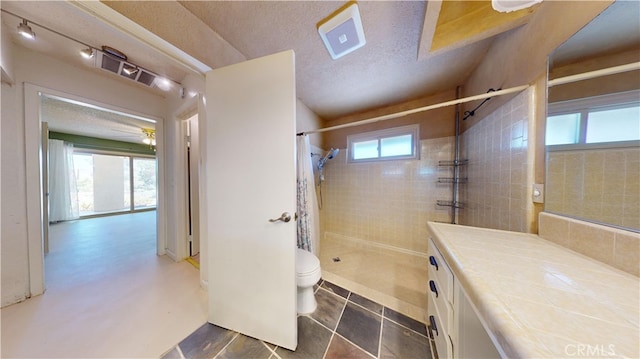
[74,152,157,217]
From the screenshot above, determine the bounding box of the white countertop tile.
[427,222,640,358]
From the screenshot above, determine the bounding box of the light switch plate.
[532,183,544,203]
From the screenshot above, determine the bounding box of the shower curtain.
[296,135,321,256]
[49,139,79,222]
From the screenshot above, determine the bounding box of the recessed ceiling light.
[17,19,35,39]
[80,48,94,59]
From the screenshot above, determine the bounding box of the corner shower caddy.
[436,159,467,211]
[435,87,499,223]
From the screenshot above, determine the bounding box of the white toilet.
[296,248,322,314]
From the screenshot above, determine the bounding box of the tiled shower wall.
[321,137,455,254]
[459,89,534,232]
[546,147,640,230]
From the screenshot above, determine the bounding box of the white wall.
[1,79,28,306]
[296,99,323,148]
[1,21,15,83]
[1,45,169,307]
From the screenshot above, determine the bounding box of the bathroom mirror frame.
[545,1,640,232]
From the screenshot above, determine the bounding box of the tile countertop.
[427,222,640,359]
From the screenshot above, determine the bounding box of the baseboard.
[165,249,178,262]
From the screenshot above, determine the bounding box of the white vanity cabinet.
[428,238,500,359]
[426,222,639,358]
[427,237,454,358]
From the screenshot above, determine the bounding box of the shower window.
[347,125,419,163]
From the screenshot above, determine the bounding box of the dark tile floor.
[162,280,434,359]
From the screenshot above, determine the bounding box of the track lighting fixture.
[122,64,139,76]
[80,48,94,59]
[17,19,35,39]
[1,9,181,93]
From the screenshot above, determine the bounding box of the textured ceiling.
[41,95,155,144]
[2,0,634,139]
[177,1,492,120]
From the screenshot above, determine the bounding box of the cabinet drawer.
[428,238,454,305]
[428,279,452,335]
[428,291,453,359]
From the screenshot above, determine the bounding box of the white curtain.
[49,139,79,222]
[296,135,321,256]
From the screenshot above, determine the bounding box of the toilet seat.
[296,248,320,275]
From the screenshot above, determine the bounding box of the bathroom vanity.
[426,222,639,358]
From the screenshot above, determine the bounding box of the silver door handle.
[269,212,291,223]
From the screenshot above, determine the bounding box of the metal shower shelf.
[438,177,468,184]
[438,159,469,167]
[436,200,464,209]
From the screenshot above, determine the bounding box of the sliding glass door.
[74,151,156,217]
[133,158,157,210]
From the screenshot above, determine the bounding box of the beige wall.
[546,146,640,230]
[321,137,454,254]
[459,88,535,232]
[322,89,456,150]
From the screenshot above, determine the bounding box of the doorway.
[24,83,166,295]
[41,93,160,286]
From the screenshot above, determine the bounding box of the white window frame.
[347,124,420,163]
[547,90,640,151]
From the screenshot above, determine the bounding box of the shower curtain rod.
[297,85,529,136]
[548,61,640,88]
[298,61,640,136]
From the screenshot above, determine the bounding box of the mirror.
[546,1,640,231]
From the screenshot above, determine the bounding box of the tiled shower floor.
[161,280,433,359]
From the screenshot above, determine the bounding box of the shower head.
[318,148,339,170]
[325,148,339,160]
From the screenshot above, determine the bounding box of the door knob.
[269,212,291,223]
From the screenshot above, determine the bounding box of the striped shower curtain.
[296,135,320,256]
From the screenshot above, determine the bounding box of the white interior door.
[205,50,297,350]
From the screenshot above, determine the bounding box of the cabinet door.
[455,283,501,358]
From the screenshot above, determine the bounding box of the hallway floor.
[162,280,433,359]
[1,211,207,358]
